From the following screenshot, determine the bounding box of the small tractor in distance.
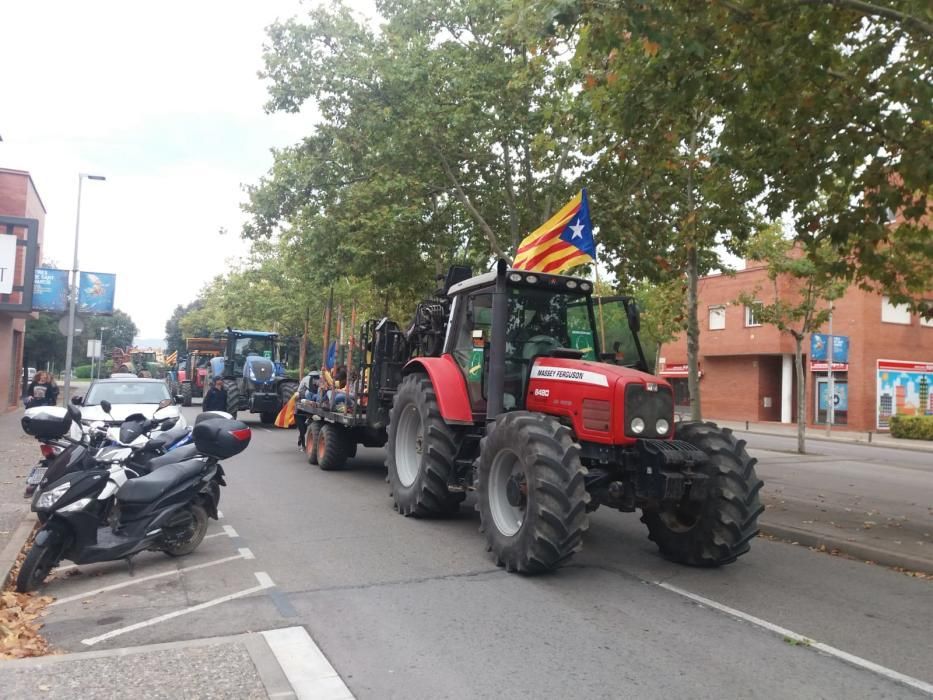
[176,338,225,406]
[300,261,763,573]
[207,328,297,423]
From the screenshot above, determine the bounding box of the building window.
[745,303,762,327]
[921,305,933,328]
[881,296,911,325]
[709,305,726,330]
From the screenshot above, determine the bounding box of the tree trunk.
[686,242,702,421]
[298,307,309,378]
[502,142,520,250]
[654,341,662,376]
[794,334,806,454]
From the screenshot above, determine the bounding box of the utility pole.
[826,301,834,436]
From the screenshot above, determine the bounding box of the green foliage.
[889,415,933,441]
[25,310,139,372]
[74,364,93,379]
[24,314,67,371]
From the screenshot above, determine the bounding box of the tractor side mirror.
[71,395,84,406]
[626,302,641,333]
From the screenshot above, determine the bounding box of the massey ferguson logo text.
[530,365,609,387]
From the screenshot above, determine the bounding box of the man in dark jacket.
[202,378,228,412]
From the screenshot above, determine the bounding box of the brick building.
[659,263,933,431]
[0,168,45,410]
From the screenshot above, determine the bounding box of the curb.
[0,514,36,588]
[760,521,933,574]
[739,429,933,455]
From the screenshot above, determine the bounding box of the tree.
[165,301,204,354]
[24,314,67,373]
[737,227,847,454]
[632,279,686,375]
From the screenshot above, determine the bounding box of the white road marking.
[223,525,239,538]
[255,571,275,588]
[203,532,226,540]
[217,509,224,519]
[51,554,246,607]
[657,581,933,696]
[239,547,255,560]
[262,626,355,700]
[81,572,275,646]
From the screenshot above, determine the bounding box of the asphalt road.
[35,410,933,699]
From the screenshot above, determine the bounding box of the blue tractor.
[207,328,298,423]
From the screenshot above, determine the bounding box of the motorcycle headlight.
[630,417,645,434]
[36,482,71,510]
[59,497,92,513]
[655,418,670,436]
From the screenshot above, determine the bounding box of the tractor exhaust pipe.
[486,258,509,424]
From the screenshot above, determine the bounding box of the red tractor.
[177,338,224,407]
[303,262,763,573]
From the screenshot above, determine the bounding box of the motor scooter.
[16,404,250,592]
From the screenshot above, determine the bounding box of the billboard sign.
[77,271,116,314]
[810,333,849,371]
[876,359,933,430]
[32,268,70,312]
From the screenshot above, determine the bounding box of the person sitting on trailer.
[295,370,320,449]
[328,365,351,413]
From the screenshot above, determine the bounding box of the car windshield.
[84,381,170,405]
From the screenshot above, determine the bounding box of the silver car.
[76,377,184,427]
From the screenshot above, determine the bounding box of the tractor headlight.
[655,418,670,436]
[36,482,71,510]
[630,417,645,434]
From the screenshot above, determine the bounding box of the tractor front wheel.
[641,421,764,566]
[222,379,239,420]
[386,373,462,517]
[477,412,588,573]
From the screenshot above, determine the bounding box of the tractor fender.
[403,355,473,425]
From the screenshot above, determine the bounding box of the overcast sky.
[0,1,350,343]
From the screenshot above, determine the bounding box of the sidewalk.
[703,416,933,573]
[0,407,40,588]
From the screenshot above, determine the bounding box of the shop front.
[876,359,933,430]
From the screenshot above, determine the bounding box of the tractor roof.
[224,329,279,339]
[447,268,594,297]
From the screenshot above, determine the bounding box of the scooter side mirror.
[67,402,82,422]
[100,399,113,414]
[157,398,173,410]
[71,395,83,406]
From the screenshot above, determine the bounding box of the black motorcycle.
[16,404,250,593]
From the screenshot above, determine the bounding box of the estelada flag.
[513,189,595,273]
[274,391,298,428]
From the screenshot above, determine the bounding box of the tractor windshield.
[233,335,276,362]
[505,286,596,362]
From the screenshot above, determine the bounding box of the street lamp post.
[63,173,105,405]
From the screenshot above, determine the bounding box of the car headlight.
[655,418,670,436]
[630,417,645,434]
[36,482,71,510]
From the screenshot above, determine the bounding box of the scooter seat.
[117,459,205,504]
[145,423,189,451]
[146,444,200,471]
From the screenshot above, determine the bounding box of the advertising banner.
[876,359,933,429]
[32,268,70,312]
[818,381,848,411]
[77,271,116,314]
[810,333,849,371]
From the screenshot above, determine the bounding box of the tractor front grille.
[624,384,674,439]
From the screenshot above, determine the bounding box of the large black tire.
[477,412,588,573]
[641,421,764,566]
[162,505,209,557]
[222,379,239,419]
[180,382,193,407]
[317,423,350,471]
[16,525,67,593]
[385,373,462,517]
[306,421,321,465]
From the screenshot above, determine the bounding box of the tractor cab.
[442,263,652,427]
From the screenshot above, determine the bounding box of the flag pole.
[593,249,607,355]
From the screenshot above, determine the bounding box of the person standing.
[202,378,228,412]
[295,370,320,449]
[24,371,59,408]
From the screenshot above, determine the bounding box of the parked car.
[74,377,184,426]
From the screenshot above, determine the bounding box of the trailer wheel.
[180,382,193,407]
[317,423,349,470]
[223,379,239,420]
[477,412,588,573]
[386,373,461,517]
[306,421,321,465]
[641,421,764,566]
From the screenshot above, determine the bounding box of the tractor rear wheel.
[386,373,462,517]
[317,423,349,470]
[477,412,588,573]
[641,421,764,566]
[306,421,321,465]
[223,379,239,420]
[180,382,193,407]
